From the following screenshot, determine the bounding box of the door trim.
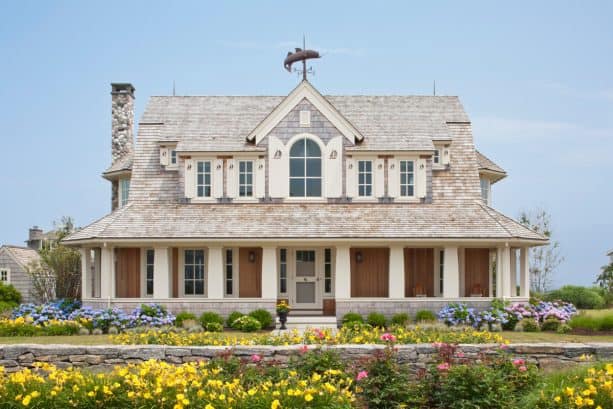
[290,248,322,310]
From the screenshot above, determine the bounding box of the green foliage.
[414,309,437,322]
[290,349,345,377]
[174,312,197,327]
[341,312,363,326]
[140,303,167,317]
[226,311,244,328]
[366,312,387,328]
[569,311,613,332]
[198,311,224,328]
[557,323,572,334]
[0,301,16,313]
[0,320,80,336]
[544,285,605,309]
[595,262,613,306]
[521,318,540,332]
[0,282,21,305]
[204,322,223,332]
[248,309,273,329]
[540,317,560,332]
[390,312,410,326]
[232,315,262,332]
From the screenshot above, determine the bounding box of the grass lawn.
[503,331,613,343]
[0,335,111,345]
[580,308,613,318]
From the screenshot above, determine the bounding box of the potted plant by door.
[276,301,291,330]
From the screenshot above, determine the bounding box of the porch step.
[288,309,324,316]
[275,315,338,331]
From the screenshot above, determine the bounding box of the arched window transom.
[289,137,321,197]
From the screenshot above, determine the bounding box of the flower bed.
[0,316,81,336]
[111,325,506,346]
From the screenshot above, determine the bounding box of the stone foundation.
[0,343,610,373]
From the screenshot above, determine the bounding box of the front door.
[292,250,321,309]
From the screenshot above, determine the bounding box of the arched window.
[289,137,321,197]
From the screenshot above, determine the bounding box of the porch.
[79,243,532,319]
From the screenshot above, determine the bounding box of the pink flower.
[380,333,397,343]
[432,342,445,349]
[314,329,325,340]
[299,345,308,354]
[356,370,368,381]
[437,362,450,371]
[251,354,262,363]
[499,344,509,350]
[455,352,465,358]
[518,365,527,372]
[512,358,525,367]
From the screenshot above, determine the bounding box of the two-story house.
[64,80,546,319]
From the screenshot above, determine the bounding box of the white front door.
[291,250,321,309]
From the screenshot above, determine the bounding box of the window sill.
[284,197,327,203]
[191,198,217,203]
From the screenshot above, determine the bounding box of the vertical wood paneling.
[404,248,434,297]
[115,248,140,298]
[239,248,262,298]
[350,248,389,297]
[464,248,490,296]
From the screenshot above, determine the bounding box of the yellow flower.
[554,396,561,403]
[304,393,313,402]
[22,395,31,406]
[271,399,281,409]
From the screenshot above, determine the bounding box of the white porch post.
[335,245,351,299]
[520,247,530,297]
[100,246,114,301]
[153,247,171,299]
[261,246,277,299]
[207,246,224,299]
[510,248,517,296]
[443,247,460,298]
[389,245,405,298]
[79,248,91,299]
[498,246,512,298]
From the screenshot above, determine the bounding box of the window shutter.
[213,159,224,198]
[374,158,385,198]
[345,157,357,198]
[387,158,399,198]
[226,159,237,198]
[184,159,195,199]
[417,158,427,198]
[255,158,266,198]
[160,147,169,166]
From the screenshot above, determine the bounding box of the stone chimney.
[27,226,43,250]
[111,83,135,163]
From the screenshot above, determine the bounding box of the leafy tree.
[595,262,613,305]
[27,217,81,301]
[519,209,563,293]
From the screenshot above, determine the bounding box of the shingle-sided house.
[63,80,546,319]
[0,245,40,303]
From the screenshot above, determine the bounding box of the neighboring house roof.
[476,150,507,183]
[0,245,40,270]
[608,249,613,256]
[64,201,546,243]
[142,94,468,153]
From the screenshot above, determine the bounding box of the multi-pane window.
[480,178,490,205]
[225,249,233,296]
[439,250,444,295]
[197,161,211,198]
[358,160,373,197]
[0,268,8,283]
[399,160,415,197]
[170,150,177,165]
[184,250,205,295]
[145,250,154,296]
[289,137,321,197]
[120,179,130,207]
[239,161,254,197]
[279,249,287,294]
[324,248,332,294]
[433,149,440,164]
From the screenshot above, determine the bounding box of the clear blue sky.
[1,1,611,288]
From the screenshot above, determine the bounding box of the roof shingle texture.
[476,150,506,174]
[0,246,40,269]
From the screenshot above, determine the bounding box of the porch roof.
[63,201,547,243]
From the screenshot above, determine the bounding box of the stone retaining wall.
[0,343,611,373]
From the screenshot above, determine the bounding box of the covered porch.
[79,241,534,319]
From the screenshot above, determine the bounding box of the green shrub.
[204,322,223,332]
[568,312,613,332]
[248,309,273,329]
[0,282,21,305]
[557,323,572,334]
[390,312,410,326]
[0,301,16,313]
[199,311,224,328]
[541,317,560,332]
[226,311,244,328]
[415,309,437,323]
[233,315,262,332]
[175,312,197,327]
[341,312,363,326]
[520,318,540,332]
[544,285,605,309]
[290,349,345,377]
[601,314,613,330]
[366,312,387,328]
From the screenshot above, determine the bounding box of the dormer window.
[399,160,415,197]
[170,149,177,165]
[197,161,212,197]
[480,178,491,205]
[358,160,373,197]
[289,137,321,197]
[239,160,254,197]
[119,178,130,207]
[433,149,440,164]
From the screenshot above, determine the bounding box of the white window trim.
[236,159,256,200]
[323,247,335,297]
[168,148,179,170]
[0,268,10,283]
[278,248,288,296]
[179,248,207,297]
[140,248,154,297]
[224,248,238,298]
[398,159,416,200]
[118,178,130,207]
[357,160,374,199]
[287,133,326,199]
[192,158,215,202]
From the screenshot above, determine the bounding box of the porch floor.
[273,315,338,333]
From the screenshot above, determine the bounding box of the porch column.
[497,246,512,298]
[510,248,517,296]
[261,246,277,299]
[520,247,530,297]
[389,245,405,298]
[335,245,351,299]
[153,247,171,299]
[207,246,224,299]
[100,246,114,300]
[443,246,460,298]
[79,248,91,299]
